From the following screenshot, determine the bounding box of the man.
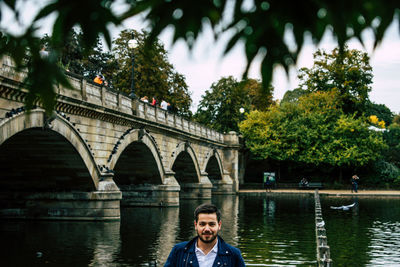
[164,203,245,267]
[351,174,359,193]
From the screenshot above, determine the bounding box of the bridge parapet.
[0,55,224,143]
[0,55,241,214]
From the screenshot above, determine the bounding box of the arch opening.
[205,155,223,183]
[0,128,96,193]
[113,141,162,188]
[172,151,198,184]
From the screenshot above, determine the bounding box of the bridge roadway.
[0,56,241,220]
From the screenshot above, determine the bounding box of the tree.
[383,124,400,168]
[297,47,373,115]
[42,29,114,79]
[394,114,400,126]
[1,0,399,114]
[244,78,274,111]
[239,91,387,181]
[194,77,273,132]
[281,88,309,104]
[109,30,192,117]
[365,101,394,126]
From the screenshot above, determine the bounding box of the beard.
[197,230,218,244]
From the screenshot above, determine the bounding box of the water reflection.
[2,195,400,266]
[119,207,179,266]
[322,196,400,266]
[367,221,400,266]
[1,220,121,267]
[238,195,316,266]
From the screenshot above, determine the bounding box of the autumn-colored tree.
[194,77,274,132]
[239,91,387,181]
[365,101,394,126]
[109,30,192,117]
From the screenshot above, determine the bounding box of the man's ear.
[218,220,222,230]
[194,220,197,229]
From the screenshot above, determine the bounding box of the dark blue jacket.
[164,236,245,267]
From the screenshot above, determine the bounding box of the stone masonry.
[0,56,240,220]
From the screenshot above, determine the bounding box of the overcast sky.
[1,1,399,114]
[148,19,400,114]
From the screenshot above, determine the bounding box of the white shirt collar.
[195,238,218,256]
[195,238,219,267]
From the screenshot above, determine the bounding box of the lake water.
[1,194,400,266]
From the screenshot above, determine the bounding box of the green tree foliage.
[383,124,400,167]
[365,101,394,126]
[109,30,192,117]
[394,114,400,126]
[128,0,399,89]
[1,0,399,114]
[239,91,387,174]
[281,88,309,104]
[194,77,273,132]
[42,29,114,80]
[297,47,373,115]
[0,29,70,113]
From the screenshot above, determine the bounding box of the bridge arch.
[202,149,224,182]
[169,142,201,184]
[109,129,165,185]
[0,109,100,191]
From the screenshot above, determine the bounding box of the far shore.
[239,189,400,197]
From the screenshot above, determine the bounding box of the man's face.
[194,213,221,244]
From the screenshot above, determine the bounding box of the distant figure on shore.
[264,175,275,192]
[141,96,149,103]
[264,177,272,192]
[351,174,359,193]
[300,178,309,188]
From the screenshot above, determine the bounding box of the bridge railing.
[0,55,226,143]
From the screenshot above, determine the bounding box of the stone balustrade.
[0,55,226,143]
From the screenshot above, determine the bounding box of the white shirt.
[195,239,218,267]
[160,100,168,110]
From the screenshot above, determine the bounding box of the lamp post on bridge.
[128,34,138,99]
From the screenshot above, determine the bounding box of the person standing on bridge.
[151,96,157,106]
[160,100,168,110]
[94,74,104,85]
[164,203,245,267]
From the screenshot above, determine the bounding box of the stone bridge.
[0,56,241,220]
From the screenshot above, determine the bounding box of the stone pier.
[0,55,241,220]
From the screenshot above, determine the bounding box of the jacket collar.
[184,236,232,256]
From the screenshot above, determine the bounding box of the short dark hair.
[194,203,221,222]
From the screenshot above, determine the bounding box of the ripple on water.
[366,221,400,266]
